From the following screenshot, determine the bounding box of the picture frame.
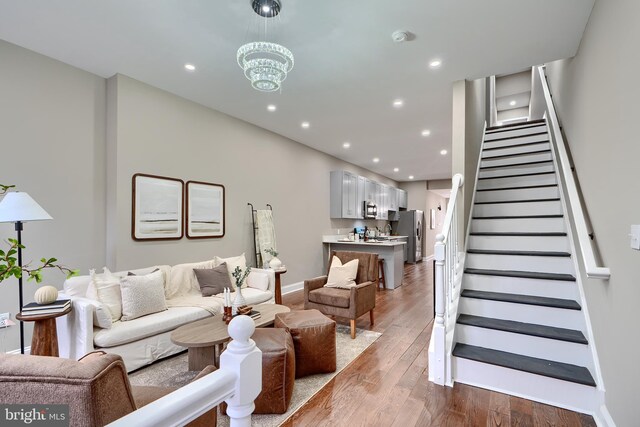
[430,208,436,230]
[132,173,184,241]
[186,180,225,239]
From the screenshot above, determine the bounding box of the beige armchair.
[304,250,378,339]
[0,351,216,427]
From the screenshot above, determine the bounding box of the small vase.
[269,256,282,270]
[232,287,247,315]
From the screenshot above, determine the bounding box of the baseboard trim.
[282,281,304,296]
[423,254,435,263]
[594,404,616,427]
[7,346,31,355]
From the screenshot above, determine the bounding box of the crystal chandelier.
[237,0,294,92]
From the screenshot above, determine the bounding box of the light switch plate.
[631,225,640,250]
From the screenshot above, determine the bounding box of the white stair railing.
[535,66,611,280]
[428,173,464,386]
[108,316,262,427]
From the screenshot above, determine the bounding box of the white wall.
[545,0,640,424]
[0,40,107,352]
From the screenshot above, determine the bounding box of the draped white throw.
[256,209,277,266]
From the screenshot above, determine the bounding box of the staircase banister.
[536,66,610,280]
[440,173,464,243]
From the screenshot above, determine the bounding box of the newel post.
[431,233,447,385]
[221,315,262,427]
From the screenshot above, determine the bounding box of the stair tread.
[475,197,560,205]
[486,119,546,132]
[476,184,558,192]
[470,232,567,236]
[473,215,563,219]
[482,149,551,160]
[484,131,548,143]
[460,291,581,311]
[467,249,570,257]
[480,160,553,170]
[478,171,555,180]
[465,268,576,281]
[452,343,596,386]
[457,314,586,343]
[483,140,550,151]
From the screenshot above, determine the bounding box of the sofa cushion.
[194,263,233,297]
[247,270,269,291]
[90,268,123,321]
[166,259,217,299]
[213,287,273,306]
[324,256,358,289]
[120,270,168,321]
[90,300,113,329]
[94,306,213,348]
[308,287,350,309]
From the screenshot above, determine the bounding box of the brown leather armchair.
[304,250,378,339]
[0,351,216,427]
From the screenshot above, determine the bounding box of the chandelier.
[237,0,294,92]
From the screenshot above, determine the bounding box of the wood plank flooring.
[280,261,596,427]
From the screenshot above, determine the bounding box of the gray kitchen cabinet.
[330,170,358,219]
[389,186,398,211]
[355,175,366,219]
[398,189,408,209]
[379,184,389,220]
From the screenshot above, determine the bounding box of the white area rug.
[129,324,381,426]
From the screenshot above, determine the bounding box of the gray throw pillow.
[194,263,233,297]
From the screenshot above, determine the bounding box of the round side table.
[274,268,287,305]
[15,306,72,357]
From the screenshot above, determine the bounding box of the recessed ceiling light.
[373,157,380,163]
[393,168,399,172]
[184,63,196,71]
[421,129,431,137]
[267,104,277,112]
[408,175,414,180]
[429,59,442,69]
[440,149,448,155]
[262,5,271,13]
[510,100,516,106]
[393,99,404,108]
[301,121,310,129]
[343,142,351,148]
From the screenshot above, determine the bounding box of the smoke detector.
[392,30,410,43]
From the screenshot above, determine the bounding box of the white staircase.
[451,119,605,414]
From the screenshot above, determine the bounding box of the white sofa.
[56,260,275,372]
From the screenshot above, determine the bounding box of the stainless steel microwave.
[363,201,377,219]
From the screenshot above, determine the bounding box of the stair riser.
[470,217,565,233]
[475,186,559,203]
[476,173,557,190]
[468,234,569,252]
[473,200,563,217]
[459,298,584,330]
[456,325,591,367]
[463,274,577,300]
[483,141,551,158]
[466,253,575,275]
[481,152,552,169]
[484,134,549,149]
[478,163,555,179]
[452,357,600,414]
[485,127,547,141]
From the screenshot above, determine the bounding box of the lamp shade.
[0,192,52,223]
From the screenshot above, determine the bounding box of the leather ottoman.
[275,309,336,378]
[221,328,295,415]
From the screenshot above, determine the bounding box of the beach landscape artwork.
[186,181,225,238]
[132,174,184,241]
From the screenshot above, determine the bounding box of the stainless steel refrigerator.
[397,210,424,264]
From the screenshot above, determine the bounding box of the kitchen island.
[322,237,406,289]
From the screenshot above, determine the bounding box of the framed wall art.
[186,180,225,239]
[132,173,184,241]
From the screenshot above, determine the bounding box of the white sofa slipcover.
[57,261,275,372]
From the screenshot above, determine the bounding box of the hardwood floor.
[280,261,596,427]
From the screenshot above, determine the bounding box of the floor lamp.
[0,192,52,354]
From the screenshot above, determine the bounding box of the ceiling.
[0,1,594,181]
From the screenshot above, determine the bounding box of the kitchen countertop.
[322,236,407,247]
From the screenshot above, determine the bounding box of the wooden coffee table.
[171,303,290,371]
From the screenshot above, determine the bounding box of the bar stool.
[378,259,386,290]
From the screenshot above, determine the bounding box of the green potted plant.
[230,266,251,314]
[264,247,282,270]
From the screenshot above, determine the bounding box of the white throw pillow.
[324,256,359,289]
[90,301,113,329]
[119,270,167,321]
[246,270,269,291]
[167,259,217,299]
[89,268,122,321]
[215,254,248,290]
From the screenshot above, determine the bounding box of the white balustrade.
[108,315,262,427]
[429,173,464,386]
